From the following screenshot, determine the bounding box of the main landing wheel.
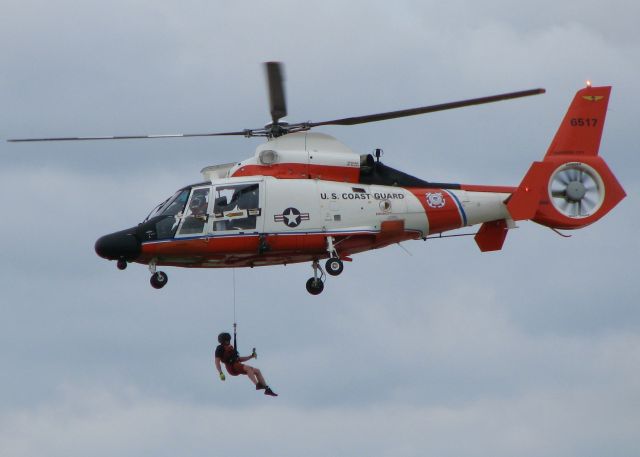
[150,271,168,289]
[306,277,324,295]
[325,258,343,276]
[117,258,127,270]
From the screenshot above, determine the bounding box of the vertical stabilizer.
[505,85,625,231]
[545,85,610,158]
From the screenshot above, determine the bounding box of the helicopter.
[9,63,626,294]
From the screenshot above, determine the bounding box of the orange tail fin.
[506,85,625,231]
[545,85,610,158]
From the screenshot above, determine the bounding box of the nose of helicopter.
[95,228,141,261]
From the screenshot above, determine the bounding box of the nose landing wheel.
[150,271,168,289]
[148,259,168,289]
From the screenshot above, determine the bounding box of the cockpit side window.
[177,187,211,236]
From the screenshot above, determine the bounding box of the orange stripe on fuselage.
[460,184,516,193]
[232,163,360,182]
[136,229,420,269]
[409,188,464,234]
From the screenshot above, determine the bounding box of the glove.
[219,372,226,381]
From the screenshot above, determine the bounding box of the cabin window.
[212,183,260,231]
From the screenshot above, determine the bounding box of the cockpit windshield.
[145,189,190,221]
[141,188,192,240]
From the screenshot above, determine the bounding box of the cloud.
[2,365,639,457]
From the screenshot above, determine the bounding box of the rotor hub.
[566,180,586,202]
[264,122,289,138]
[549,162,605,219]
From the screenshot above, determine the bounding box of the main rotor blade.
[307,88,545,127]
[7,131,251,142]
[265,61,287,123]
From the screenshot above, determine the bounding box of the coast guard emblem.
[426,192,445,208]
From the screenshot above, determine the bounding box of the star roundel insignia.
[274,207,310,227]
[283,207,301,227]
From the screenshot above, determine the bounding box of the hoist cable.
[232,269,238,355]
[233,268,237,324]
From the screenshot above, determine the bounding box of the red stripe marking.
[409,188,463,233]
[137,230,420,268]
[460,184,516,193]
[232,163,360,182]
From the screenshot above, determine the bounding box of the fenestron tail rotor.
[549,163,604,218]
[7,62,545,143]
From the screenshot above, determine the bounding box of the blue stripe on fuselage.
[444,190,467,227]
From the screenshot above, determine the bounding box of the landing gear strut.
[148,259,168,289]
[325,236,344,276]
[306,260,324,295]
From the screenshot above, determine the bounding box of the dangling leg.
[255,367,277,396]
[246,366,276,395]
[244,366,259,386]
[254,368,267,387]
[245,366,266,389]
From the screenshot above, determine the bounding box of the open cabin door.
[210,180,264,235]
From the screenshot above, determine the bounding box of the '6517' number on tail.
[570,118,598,127]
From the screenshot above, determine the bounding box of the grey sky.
[1,1,639,456]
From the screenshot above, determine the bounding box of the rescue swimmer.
[214,332,278,397]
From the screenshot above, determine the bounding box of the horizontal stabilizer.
[475,220,508,252]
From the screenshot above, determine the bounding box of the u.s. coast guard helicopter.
[9,63,625,294]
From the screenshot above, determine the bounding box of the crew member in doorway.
[214,332,278,397]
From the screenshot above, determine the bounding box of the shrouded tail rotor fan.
[549,163,604,218]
